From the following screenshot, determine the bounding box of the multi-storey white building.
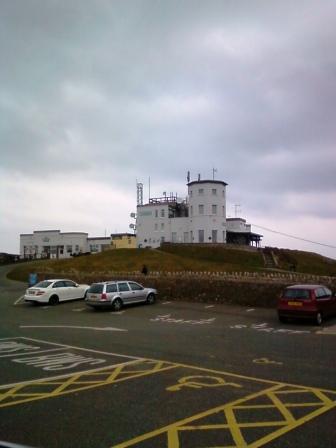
[136,177,262,248]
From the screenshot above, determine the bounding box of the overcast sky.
[1,0,336,259]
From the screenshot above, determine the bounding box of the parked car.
[24,279,90,305]
[277,284,336,325]
[85,281,157,311]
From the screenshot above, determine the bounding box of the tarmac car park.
[1,266,335,448]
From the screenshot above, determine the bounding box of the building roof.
[187,179,228,187]
[111,233,135,237]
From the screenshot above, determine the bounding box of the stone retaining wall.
[36,270,336,308]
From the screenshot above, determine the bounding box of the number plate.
[288,301,302,306]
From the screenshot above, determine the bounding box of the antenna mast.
[137,182,143,206]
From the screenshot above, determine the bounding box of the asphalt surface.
[0,264,335,448]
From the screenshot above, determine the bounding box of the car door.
[64,280,81,300]
[315,287,332,317]
[52,281,67,301]
[117,282,133,304]
[128,282,146,302]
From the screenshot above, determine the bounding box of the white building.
[136,177,262,248]
[20,230,110,259]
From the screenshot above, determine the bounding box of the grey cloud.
[1,0,336,254]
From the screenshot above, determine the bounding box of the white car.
[24,279,90,305]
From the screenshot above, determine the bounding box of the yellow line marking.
[267,391,295,424]
[225,407,246,447]
[112,384,283,447]
[0,360,179,408]
[248,404,336,448]
[167,428,179,448]
[112,383,336,448]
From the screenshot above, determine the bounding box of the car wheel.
[316,312,323,326]
[49,295,59,306]
[112,298,122,311]
[146,293,155,305]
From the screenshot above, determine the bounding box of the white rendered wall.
[136,204,170,248]
[20,231,88,259]
[188,181,227,243]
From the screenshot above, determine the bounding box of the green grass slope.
[6,245,336,283]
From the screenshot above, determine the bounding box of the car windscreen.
[283,289,310,300]
[88,284,104,293]
[33,281,53,288]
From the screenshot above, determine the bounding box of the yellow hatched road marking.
[0,359,179,408]
[113,383,336,447]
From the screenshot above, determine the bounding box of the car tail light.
[101,293,108,301]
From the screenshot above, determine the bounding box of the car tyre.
[49,295,59,306]
[146,293,155,305]
[112,298,122,311]
[316,312,323,326]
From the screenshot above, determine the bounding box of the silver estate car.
[85,280,157,311]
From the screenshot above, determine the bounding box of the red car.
[277,284,336,325]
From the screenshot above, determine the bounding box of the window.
[118,282,130,292]
[198,188,204,196]
[129,282,143,291]
[64,280,76,287]
[53,281,65,288]
[190,190,193,197]
[212,189,217,195]
[212,204,217,215]
[154,223,158,231]
[198,229,204,243]
[212,230,218,243]
[161,223,164,230]
[283,289,310,300]
[161,209,165,217]
[75,245,79,252]
[172,232,177,242]
[88,284,104,294]
[198,204,204,215]
[107,284,117,293]
[155,210,158,218]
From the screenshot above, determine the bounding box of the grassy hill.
[7,244,336,283]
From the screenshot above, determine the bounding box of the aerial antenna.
[198,173,201,181]
[137,182,143,206]
[187,171,190,183]
[212,168,217,180]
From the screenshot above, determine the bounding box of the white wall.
[136,180,228,247]
[188,181,227,243]
[20,231,88,259]
[227,219,251,233]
